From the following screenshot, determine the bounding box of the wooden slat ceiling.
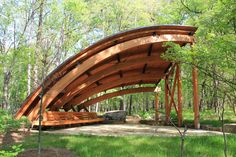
[15,25,197,121]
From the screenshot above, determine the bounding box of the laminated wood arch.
[77,87,156,111]
[64,72,163,110]
[49,54,167,111]
[15,25,197,124]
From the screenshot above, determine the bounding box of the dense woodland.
[0,0,235,117]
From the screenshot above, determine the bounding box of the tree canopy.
[0,0,235,115]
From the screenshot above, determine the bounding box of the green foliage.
[183,109,236,127]
[0,109,30,133]
[0,0,235,124]
[137,109,155,120]
[0,144,23,157]
[18,133,236,157]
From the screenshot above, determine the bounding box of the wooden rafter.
[77,87,155,111]
[14,26,197,123]
[65,73,163,110]
[147,44,153,56]
[142,64,148,73]
[50,55,165,111]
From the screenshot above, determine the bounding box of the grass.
[138,109,236,127]
[16,133,236,157]
[182,109,236,127]
[1,109,235,156]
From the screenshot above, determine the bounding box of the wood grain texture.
[15,26,197,122]
[78,87,155,110]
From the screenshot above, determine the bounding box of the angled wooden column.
[176,64,183,127]
[154,87,161,123]
[168,69,177,117]
[192,66,200,129]
[165,76,169,124]
[155,93,159,122]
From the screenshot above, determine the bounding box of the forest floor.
[17,132,236,157]
[1,124,236,157]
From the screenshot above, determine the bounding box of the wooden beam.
[79,87,155,109]
[65,73,162,110]
[95,81,101,86]
[168,69,178,117]
[119,71,123,78]
[66,54,163,92]
[166,83,178,113]
[19,34,194,121]
[86,69,161,89]
[165,63,175,77]
[165,76,169,124]
[147,44,153,56]
[117,54,121,63]
[85,71,91,76]
[142,64,147,74]
[50,56,165,111]
[176,64,182,127]
[193,66,200,129]
[15,26,196,120]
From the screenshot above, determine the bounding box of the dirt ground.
[0,131,29,148]
[0,123,225,157]
[0,132,74,157]
[17,148,74,157]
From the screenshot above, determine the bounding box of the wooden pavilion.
[15,25,200,129]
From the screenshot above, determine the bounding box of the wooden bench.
[32,111,104,126]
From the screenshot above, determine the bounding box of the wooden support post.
[155,93,159,122]
[193,66,200,129]
[168,71,177,116]
[165,76,169,124]
[176,64,182,127]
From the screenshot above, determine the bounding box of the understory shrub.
[0,144,24,157]
[0,109,30,133]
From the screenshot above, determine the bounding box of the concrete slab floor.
[30,124,224,137]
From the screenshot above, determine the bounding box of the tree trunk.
[212,65,218,113]
[119,99,123,110]
[145,94,149,112]
[123,95,126,111]
[233,104,236,115]
[226,93,236,115]
[152,100,155,110]
[95,103,99,112]
[2,69,11,109]
[160,102,163,109]
[129,95,132,115]
[27,55,31,95]
[33,65,38,88]
[34,0,44,88]
[99,105,103,112]
[200,77,206,111]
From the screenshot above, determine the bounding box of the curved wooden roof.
[77,87,156,111]
[15,25,197,121]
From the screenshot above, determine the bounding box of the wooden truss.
[163,64,183,127]
[155,64,199,128]
[14,25,199,128]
